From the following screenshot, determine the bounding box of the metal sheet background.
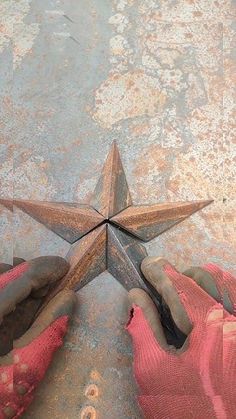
[0,0,235,418]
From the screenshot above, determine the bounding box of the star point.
[12,199,105,244]
[90,140,132,218]
[111,200,213,242]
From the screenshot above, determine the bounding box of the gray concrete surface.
[0,0,235,418]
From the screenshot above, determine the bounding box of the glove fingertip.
[0,263,29,291]
[126,305,164,358]
[14,315,70,384]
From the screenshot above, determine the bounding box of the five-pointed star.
[1,142,212,301]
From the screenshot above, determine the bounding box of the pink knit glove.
[127,258,236,419]
[0,257,76,418]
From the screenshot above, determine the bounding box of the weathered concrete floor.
[0,0,235,417]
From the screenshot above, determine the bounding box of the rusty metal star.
[0,142,212,302]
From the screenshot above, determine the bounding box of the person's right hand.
[127,258,236,419]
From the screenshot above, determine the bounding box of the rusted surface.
[55,224,106,294]
[13,200,104,244]
[111,200,213,241]
[90,141,132,218]
[107,224,148,290]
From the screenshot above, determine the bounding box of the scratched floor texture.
[0,0,236,418]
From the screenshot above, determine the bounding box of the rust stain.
[93,71,167,129]
[0,0,39,69]
[90,370,102,382]
[130,122,150,137]
[85,384,99,400]
[80,406,97,419]
[133,146,169,178]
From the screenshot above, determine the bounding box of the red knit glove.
[127,257,236,419]
[0,257,76,418]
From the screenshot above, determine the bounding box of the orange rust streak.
[111,200,212,229]
[64,225,107,289]
[40,225,107,308]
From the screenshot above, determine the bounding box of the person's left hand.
[0,256,76,419]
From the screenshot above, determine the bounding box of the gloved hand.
[127,257,236,419]
[0,257,76,418]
